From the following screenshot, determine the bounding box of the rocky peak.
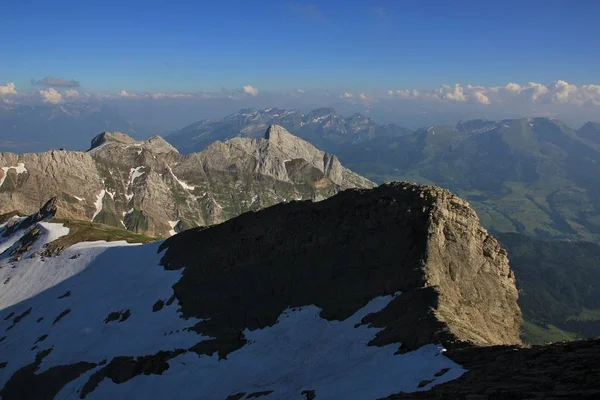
[89,131,136,150]
[142,135,179,154]
[577,121,600,143]
[264,124,293,141]
[160,182,522,356]
[1,125,374,237]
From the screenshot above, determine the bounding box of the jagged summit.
[88,132,178,154]
[1,125,373,237]
[264,123,289,140]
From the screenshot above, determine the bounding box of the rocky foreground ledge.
[6,181,590,399]
[160,181,522,356]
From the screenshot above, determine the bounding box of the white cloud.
[0,82,17,96]
[522,82,549,101]
[473,91,491,105]
[435,84,467,102]
[340,92,354,99]
[393,89,419,98]
[387,80,600,107]
[242,85,259,96]
[552,80,578,104]
[504,82,522,93]
[64,89,80,98]
[119,90,136,98]
[39,87,63,104]
[359,93,370,101]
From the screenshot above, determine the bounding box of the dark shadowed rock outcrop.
[160,181,522,353]
[385,338,600,399]
[5,181,595,399]
[1,197,57,238]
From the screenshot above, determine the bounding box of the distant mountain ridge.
[167,108,600,241]
[0,125,374,237]
[167,107,413,154]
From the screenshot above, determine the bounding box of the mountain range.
[0,125,373,237]
[167,107,413,154]
[168,108,600,242]
[2,106,600,396]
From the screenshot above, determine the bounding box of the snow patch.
[167,165,195,191]
[92,190,106,221]
[129,166,145,186]
[0,241,201,392]
[168,220,180,236]
[73,196,84,202]
[59,293,465,399]
[38,222,70,246]
[0,163,28,188]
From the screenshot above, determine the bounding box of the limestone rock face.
[0,126,375,237]
[160,182,522,353]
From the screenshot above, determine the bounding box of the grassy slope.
[521,320,580,345]
[498,232,600,344]
[45,218,157,255]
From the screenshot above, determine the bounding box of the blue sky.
[1,0,598,93]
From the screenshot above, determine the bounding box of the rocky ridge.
[0,125,374,237]
[159,182,522,353]
[0,181,523,399]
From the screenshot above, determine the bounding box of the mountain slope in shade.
[0,125,374,237]
[0,182,520,399]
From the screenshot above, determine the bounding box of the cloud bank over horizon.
[1,79,599,130]
[386,81,600,107]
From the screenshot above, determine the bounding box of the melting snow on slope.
[73,196,85,202]
[32,222,70,252]
[129,166,145,186]
[0,242,200,392]
[0,238,466,399]
[167,165,195,191]
[0,222,69,262]
[0,215,22,231]
[61,293,465,399]
[125,166,145,201]
[0,225,25,255]
[168,220,180,236]
[0,163,28,188]
[92,190,106,221]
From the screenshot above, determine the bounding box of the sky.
[0,0,599,130]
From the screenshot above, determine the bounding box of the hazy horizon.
[1,0,599,147]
